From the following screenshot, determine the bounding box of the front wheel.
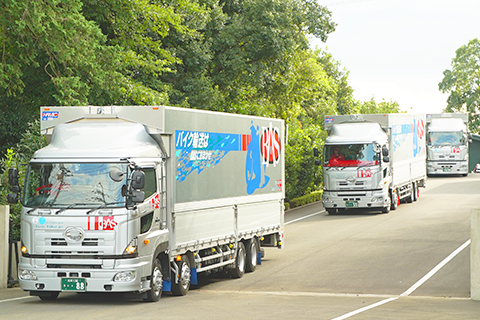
[171,256,191,296]
[37,291,59,301]
[390,190,398,211]
[144,258,163,302]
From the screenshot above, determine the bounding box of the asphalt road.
[2,175,480,319]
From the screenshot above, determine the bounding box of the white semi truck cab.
[426,113,470,176]
[8,106,285,301]
[317,114,427,214]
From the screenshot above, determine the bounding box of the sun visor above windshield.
[34,122,163,159]
[325,122,388,145]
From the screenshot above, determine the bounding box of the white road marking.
[330,239,471,320]
[0,296,33,303]
[285,210,325,225]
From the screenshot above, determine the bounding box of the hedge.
[285,190,323,210]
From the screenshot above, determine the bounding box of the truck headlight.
[113,271,136,282]
[323,197,333,204]
[19,269,37,280]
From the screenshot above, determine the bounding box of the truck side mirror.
[131,170,145,190]
[7,193,18,204]
[313,147,319,157]
[8,168,19,187]
[131,190,145,203]
[382,146,389,157]
[383,156,390,163]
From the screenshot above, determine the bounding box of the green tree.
[0,121,47,240]
[353,98,402,114]
[439,38,480,133]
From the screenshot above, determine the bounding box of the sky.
[310,0,480,114]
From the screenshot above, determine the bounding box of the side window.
[143,168,157,199]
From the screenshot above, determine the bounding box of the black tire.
[390,190,398,210]
[245,239,258,273]
[406,185,413,203]
[144,258,163,302]
[412,183,417,202]
[326,208,337,215]
[37,291,59,301]
[229,242,246,279]
[382,202,390,213]
[171,255,191,296]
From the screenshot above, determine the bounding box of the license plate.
[443,167,452,172]
[345,201,358,208]
[62,278,86,291]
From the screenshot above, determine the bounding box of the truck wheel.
[144,258,163,302]
[229,241,246,279]
[326,208,337,215]
[382,203,390,213]
[171,255,191,296]
[390,190,398,210]
[245,239,258,273]
[406,186,413,203]
[412,183,417,202]
[37,291,59,301]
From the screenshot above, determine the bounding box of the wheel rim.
[179,262,191,290]
[152,266,163,296]
[250,242,257,267]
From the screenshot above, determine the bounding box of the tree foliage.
[0,0,400,214]
[439,38,480,133]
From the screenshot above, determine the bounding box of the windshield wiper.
[55,203,96,215]
[86,202,124,215]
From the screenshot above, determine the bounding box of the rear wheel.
[412,183,417,202]
[171,256,191,296]
[144,258,163,302]
[229,242,246,279]
[245,239,258,273]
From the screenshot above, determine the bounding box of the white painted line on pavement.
[0,296,34,303]
[330,297,399,320]
[400,239,471,296]
[329,239,471,320]
[285,210,325,225]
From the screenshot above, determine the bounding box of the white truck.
[7,106,285,301]
[426,113,469,176]
[316,114,427,214]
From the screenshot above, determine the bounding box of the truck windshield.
[23,163,128,208]
[428,132,464,146]
[324,144,379,167]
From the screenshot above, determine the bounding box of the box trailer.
[316,114,427,214]
[8,106,284,301]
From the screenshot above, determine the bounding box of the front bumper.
[322,189,389,210]
[18,255,152,293]
[427,161,468,175]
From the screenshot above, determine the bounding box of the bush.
[287,190,323,210]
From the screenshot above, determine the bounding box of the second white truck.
[426,113,470,176]
[316,114,427,214]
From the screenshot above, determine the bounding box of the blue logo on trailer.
[175,122,280,194]
[42,111,59,121]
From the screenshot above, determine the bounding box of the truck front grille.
[49,238,99,246]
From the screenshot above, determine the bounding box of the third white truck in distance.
[426,113,470,176]
[316,114,427,214]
